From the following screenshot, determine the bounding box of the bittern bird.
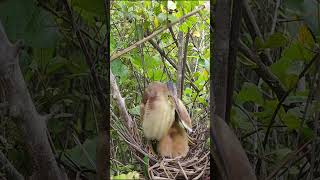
[212,115,257,180]
[140,81,192,158]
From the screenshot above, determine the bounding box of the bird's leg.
[147,140,157,156]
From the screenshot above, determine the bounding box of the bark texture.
[0,21,64,180]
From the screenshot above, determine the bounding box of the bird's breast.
[142,96,175,140]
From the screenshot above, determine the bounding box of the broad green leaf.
[186,16,197,27]
[273,147,292,160]
[254,37,264,49]
[270,41,312,88]
[73,0,104,17]
[254,100,281,125]
[168,14,177,22]
[0,0,59,48]
[231,106,253,131]
[184,87,192,97]
[298,24,315,46]
[128,106,140,116]
[110,36,116,54]
[111,60,129,82]
[236,82,264,105]
[154,17,159,28]
[111,171,139,180]
[179,23,189,33]
[262,33,288,49]
[282,112,300,130]
[301,126,314,140]
[153,69,166,81]
[62,137,98,170]
[157,13,167,23]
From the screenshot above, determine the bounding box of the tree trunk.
[0,21,64,180]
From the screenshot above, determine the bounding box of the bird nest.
[111,112,210,180]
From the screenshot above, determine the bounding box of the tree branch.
[212,0,231,120]
[0,21,64,180]
[242,0,273,65]
[226,0,243,123]
[147,38,200,92]
[238,40,286,100]
[61,1,109,179]
[111,5,205,61]
[110,72,133,129]
[255,52,320,175]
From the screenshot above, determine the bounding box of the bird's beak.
[166,81,193,133]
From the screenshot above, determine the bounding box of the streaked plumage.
[140,82,192,157]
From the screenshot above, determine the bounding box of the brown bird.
[140,81,192,158]
[212,115,257,180]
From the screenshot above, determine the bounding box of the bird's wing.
[171,98,192,133]
[166,81,192,132]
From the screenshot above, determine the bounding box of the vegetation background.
[0,0,320,179]
[110,1,210,179]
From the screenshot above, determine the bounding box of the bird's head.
[166,81,193,133]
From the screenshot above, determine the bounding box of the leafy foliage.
[111,0,209,178]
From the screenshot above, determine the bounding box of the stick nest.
[111,112,210,180]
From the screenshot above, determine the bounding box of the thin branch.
[238,40,286,100]
[147,38,200,92]
[226,0,243,123]
[266,139,312,180]
[61,1,109,180]
[37,1,102,45]
[256,52,320,174]
[111,5,205,61]
[110,71,134,129]
[242,0,273,65]
[270,0,281,35]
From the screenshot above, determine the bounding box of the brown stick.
[110,72,134,129]
[111,5,205,61]
[61,1,109,179]
[266,140,312,180]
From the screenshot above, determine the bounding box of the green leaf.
[73,0,104,16]
[254,37,264,49]
[157,13,167,23]
[301,126,314,140]
[153,69,166,81]
[273,147,292,160]
[262,33,288,49]
[254,100,281,125]
[270,42,310,88]
[179,23,189,33]
[168,14,177,22]
[282,112,300,130]
[128,106,140,116]
[62,137,98,170]
[236,82,264,105]
[111,60,129,82]
[111,171,140,180]
[0,0,59,48]
[298,24,315,46]
[231,106,253,131]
